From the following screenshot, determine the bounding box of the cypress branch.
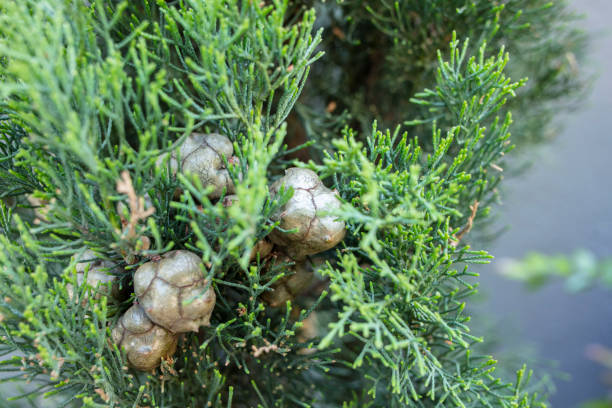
[0,0,586,406]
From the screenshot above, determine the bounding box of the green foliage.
[105,0,323,136]
[298,0,586,157]
[0,115,43,198]
[306,36,543,407]
[498,250,612,292]
[0,0,587,407]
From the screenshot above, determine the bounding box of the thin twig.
[451,201,479,247]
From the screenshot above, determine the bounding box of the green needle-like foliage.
[307,36,539,407]
[0,0,585,406]
[297,0,586,160]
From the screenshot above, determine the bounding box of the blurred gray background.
[478,0,612,406]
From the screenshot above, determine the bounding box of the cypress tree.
[0,1,586,406]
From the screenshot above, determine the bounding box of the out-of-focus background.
[477,0,612,406]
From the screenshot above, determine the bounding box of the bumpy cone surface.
[263,255,314,307]
[134,250,216,333]
[269,168,346,260]
[68,249,121,300]
[158,133,236,199]
[249,238,274,262]
[111,304,178,371]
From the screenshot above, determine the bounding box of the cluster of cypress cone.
[69,133,346,371]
